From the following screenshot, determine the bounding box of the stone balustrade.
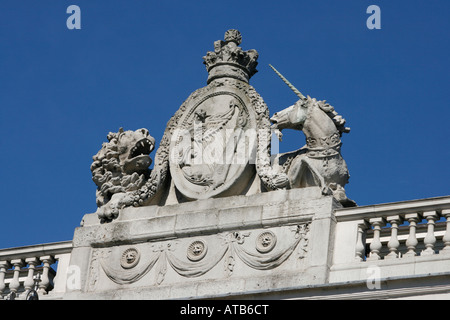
[0,241,72,299]
[362,210,450,260]
[331,196,450,287]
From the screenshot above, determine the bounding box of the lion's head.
[91,128,155,220]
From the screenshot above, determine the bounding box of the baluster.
[24,257,39,293]
[404,213,420,257]
[355,221,369,261]
[0,261,11,299]
[367,217,386,260]
[38,256,54,295]
[422,211,439,256]
[9,259,24,296]
[442,209,450,253]
[386,215,403,259]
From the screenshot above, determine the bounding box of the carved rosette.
[256,231,277,253]
[120,248,140,269]
[187,240,208,261]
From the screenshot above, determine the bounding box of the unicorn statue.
[269,64,356,207]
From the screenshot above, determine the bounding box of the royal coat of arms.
[91,29,354,221]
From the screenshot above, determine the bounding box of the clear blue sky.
[1,1,449,248]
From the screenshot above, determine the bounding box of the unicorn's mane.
[306,96,350,136]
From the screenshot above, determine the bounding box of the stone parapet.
[65,187,342,299]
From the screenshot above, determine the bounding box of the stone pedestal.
[64,187,341,299]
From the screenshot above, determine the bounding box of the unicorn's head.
[270,98,309,131]
[268,64,350,138]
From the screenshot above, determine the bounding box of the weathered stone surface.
[91,128,156,222]
[270,96,354,206]
[65,187,342,299]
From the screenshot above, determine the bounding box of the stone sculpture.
[90,128,155,221]
[268,65,355,206]
[90,29,355,221]
[270,96,354,206]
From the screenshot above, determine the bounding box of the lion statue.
[90,127,156,221]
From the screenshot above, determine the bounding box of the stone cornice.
[74,188,335,248]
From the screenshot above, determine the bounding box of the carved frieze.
[92,224,310,288]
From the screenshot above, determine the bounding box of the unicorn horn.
[269,64,306,101]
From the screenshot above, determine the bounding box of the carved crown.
[203,29,258,84]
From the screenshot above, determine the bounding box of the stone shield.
[169,82,257,200]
